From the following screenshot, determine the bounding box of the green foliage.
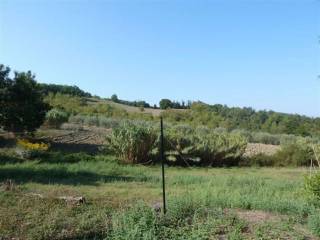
[111,200,247,240]
[275,139,314,166]
[240,153,276,167]
[107,120,247,166]
[45,108,69,129]
[38,83,91,97]
[0,65,50,133]
[159,99,190,109]
[111,202,157,239]
[305,173,320,201]
[69,115,121,128]
[111,94,152,108]
[165,125,247,166]
[162,102,320,137]
[0,151,318,239]
[45,93,128,117]
[308,210,320,237]
[107,121,158,164]
[159,99,173,109]
[232,129,301,145]
[249,132,281,145]
[111,94,119,102]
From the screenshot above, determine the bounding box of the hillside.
[42,84,320,138]
[88,98,165,117]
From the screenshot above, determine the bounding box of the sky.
[0,0,319,117]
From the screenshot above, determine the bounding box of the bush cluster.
[16,138,50,159]
[107,121,247,166]
[165,125,247,166]
[242,139,320,167]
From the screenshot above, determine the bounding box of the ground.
[0,152,319,239]
[0,128,319,239]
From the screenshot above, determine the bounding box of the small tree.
[111,94,119,103]
[0,64,50,134]
[159,99,172,109]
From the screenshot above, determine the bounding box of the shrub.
[17,139,49,151]
[305,172,320,201]
[240,153,276,167]
[107,121,157,164]
[308,210,320,237]
[16,138,49,159]
[165,125,247,166]
[45,108,69,128]
[84,115,99,126]
[275,139,314,166]
[250,132,281,145]
[279,134,298,145]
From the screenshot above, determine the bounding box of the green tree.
[111,94,119,102]
[159,99,173,109]
[0,65,50,134]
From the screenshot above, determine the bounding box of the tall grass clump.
[45,108,69,129]
[107,121,157,164]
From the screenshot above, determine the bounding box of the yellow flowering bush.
[17,139,49,151]
[16,139,50,159]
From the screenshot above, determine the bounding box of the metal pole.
[160,117,166,214]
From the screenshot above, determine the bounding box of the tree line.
[110,94,192,110]
[110,94,152,108]
[162,102,320,137]
[39,83,91,97]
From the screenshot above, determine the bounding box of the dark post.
[160,117,166,214]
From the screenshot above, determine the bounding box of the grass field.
[0,151,319,239]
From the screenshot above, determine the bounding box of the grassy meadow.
[1,151,319,239]
[1,81,320,239]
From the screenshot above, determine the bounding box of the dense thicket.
[162,102,320,137]
[39,83,91,97]
[107,121,157,164]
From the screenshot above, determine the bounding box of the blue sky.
[0,0,319,117]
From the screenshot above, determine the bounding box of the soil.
[244,143,280,157]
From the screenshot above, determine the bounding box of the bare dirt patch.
[37,126,111,153]
[244,143,280,157]
[235,209,282,224]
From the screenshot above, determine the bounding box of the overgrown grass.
[0,152,319,239]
